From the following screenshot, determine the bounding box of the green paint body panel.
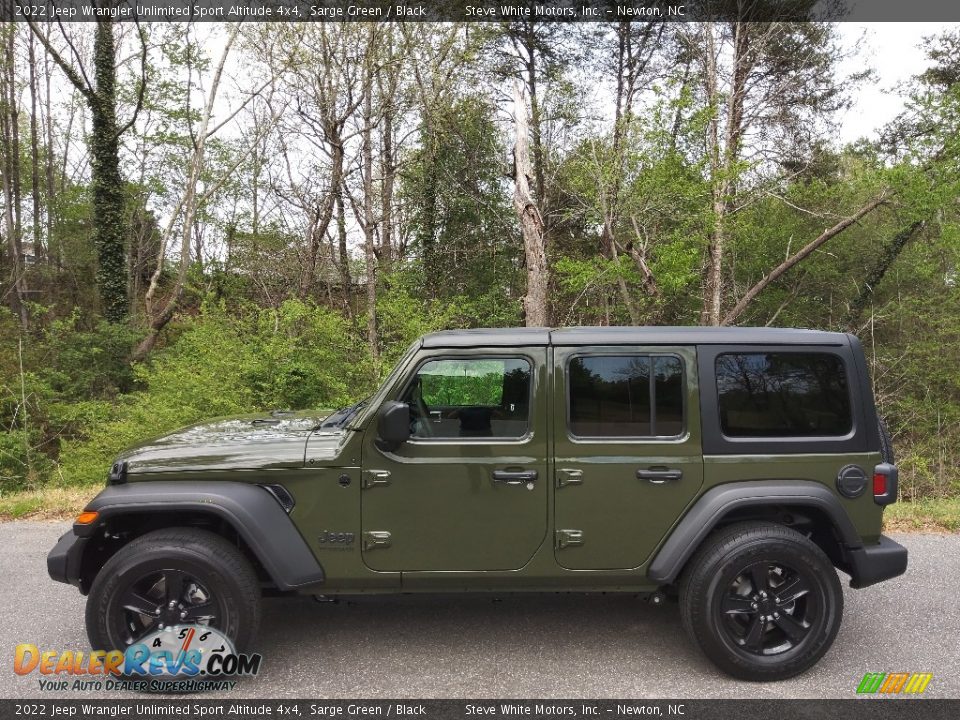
[552,346,704,570]
[113,328,891,595]
[360,347,550,574]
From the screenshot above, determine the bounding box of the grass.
[0,486,99,521]
[1,486,959,533]
[883,497,960,533]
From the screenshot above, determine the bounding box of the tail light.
[873,463,898,506]
[872,473,886,496]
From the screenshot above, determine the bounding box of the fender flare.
[80,481,325,591]
[647,480,861,584]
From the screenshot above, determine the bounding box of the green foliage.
[551,91,712,325]
[418,359,510,407]
[9,23,960,514]
[56,300,374,486]
[40,314,140,399]
[400,94,521,305]
[89,22,129,321]
[0,493,44,519]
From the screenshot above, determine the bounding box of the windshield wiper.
[339,399,368,426]
[319,398,369,429]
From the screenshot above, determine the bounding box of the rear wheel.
[85,527,261,653]
[679,522,843,681]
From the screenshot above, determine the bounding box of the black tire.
[85,527,261,653]
[878,418,895,465]
[679,521,843,681]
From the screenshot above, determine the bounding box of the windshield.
[346,339,421,430]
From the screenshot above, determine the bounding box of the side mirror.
[377,400,411,448]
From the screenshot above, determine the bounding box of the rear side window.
[568,355,684,438]
[715,352,851,437]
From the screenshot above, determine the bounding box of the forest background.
[2,14,960,529]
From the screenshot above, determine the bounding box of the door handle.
[637,468,683,483]
[492,469,538,485]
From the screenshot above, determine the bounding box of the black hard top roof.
[420,326,849,348]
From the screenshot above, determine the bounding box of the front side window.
[715,352,852,437]
[568,355,685,438]
[402,357,531,439]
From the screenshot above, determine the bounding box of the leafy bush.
[55,300,375,486]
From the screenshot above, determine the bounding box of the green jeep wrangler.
[48,327,907,681]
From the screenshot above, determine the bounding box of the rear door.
[552,345,704,570]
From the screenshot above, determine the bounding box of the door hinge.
[361,469,391,489]
[555,529,584,550]
[556,468,583,488]
[362,530,392,551]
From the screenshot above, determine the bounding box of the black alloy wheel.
[86,527,261,653]
[679,521,843,681]
[718,560,817,656]
[115,568,224,646]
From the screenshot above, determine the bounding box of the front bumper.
[847,534,908,589]
[46,530,87,590]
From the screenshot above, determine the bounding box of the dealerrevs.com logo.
[857,672,933,696]
[14,625,262,693]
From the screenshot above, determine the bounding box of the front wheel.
[679,522,843,681]
[85,527,261,653]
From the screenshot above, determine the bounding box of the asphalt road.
[2,521,957,699]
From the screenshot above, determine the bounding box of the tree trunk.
[27,15,149,320]
[335,184,352,318]
[524,28,546,212]
[702,22,750,327]
[361,49,379,363]
[1,21,27,326]
[28,32,42,263]
[608,232,641,325]
[844,220,925,330]
[721,194,888,326]
[513,81,549,327]
[377,29,397,271]
[299,136,342,298]
[90,19,128,321]
[701,23,724,326]
[379,94,395,271]
[43,31,56,267]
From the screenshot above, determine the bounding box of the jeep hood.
[117,410,349,475]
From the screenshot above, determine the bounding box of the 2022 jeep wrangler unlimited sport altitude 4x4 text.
[48,326,907,681]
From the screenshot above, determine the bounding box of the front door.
[361,349,549,572]
[552,345,704,570]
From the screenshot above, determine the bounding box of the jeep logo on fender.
[318,531,355,547]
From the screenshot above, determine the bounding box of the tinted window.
[716,353,851,437]
[569,355,684,437]
[403,358,531,439]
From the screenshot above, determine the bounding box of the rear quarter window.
[715,352,852,437]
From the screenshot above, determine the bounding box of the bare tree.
[1,21,27,326]
[27,29,42,264]
[683,20,856,325]
[359,26,380,362]
[513,81,549,327]
[135,24,287,359]
[272,25,365,303]
[26,17,147,321]
[722,193,889,325]
[599,21,663,324]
